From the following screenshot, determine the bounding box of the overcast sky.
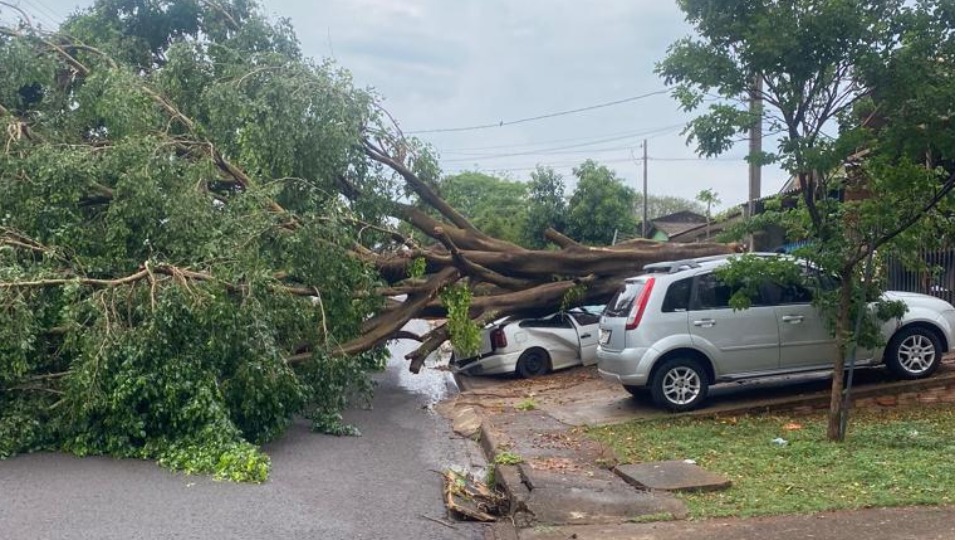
[7,0,791,209]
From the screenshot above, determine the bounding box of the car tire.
[884,327,942,380]
[516,348,550,378]
[650,357,709,412]
[623,385,648,399]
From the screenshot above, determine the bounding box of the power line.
[444,144,634,163]
[17,0,61,28]
[407,89,672,134]
[648,156,744,162]
[438,123,684,155]
[441,124,685,163]
[26,0,62,22]
[466,155,744,173]
[437,126,673,153]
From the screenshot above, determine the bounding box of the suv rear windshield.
[604,279,647,317]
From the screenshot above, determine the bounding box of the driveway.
[452,356,955,426]
[0,333,487,540]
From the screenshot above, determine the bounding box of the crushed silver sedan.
[452,307,602,377]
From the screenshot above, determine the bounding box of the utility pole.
[747,74,763,251]
[642,139,648,238]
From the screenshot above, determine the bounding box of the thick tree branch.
[405,323,449,374]
[432,228,531,291]
[544,228,586,250]
[339,267,460,357]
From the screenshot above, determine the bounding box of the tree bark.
[827,271,854,441]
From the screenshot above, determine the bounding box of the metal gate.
[885,250,955,305]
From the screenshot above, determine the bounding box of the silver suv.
[597,254,956,411]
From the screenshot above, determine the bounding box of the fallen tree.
[0,0,735,480]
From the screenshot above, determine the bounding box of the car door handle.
[782,315,805,324]
[693,319,716,328]
[580,333,592,338]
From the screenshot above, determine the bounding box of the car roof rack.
[642,259,701,274]
[642,254,736,274]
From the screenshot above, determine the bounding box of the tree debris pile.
[442,469,507,522]
[0,0,736,480]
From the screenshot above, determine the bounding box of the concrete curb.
[684,371,955,420]
[478,421,531,518]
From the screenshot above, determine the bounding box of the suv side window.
[692,274,732,310]
[691,273,766,310]
[779,283,814,304]
[758,280,813,304]
[661,277,693,312]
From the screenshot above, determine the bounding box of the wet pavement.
[0,323,484,540]
[454,359,955,426]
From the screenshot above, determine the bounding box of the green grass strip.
[589,405,955,518]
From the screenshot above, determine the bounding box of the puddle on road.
[385,319,459,406]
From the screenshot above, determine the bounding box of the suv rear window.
[604,280,646,317]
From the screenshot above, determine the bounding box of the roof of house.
[648,210,708,239]
[651,210,707,224]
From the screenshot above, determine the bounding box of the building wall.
[651,229,669,242]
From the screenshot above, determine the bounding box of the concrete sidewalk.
[448,357,955,538]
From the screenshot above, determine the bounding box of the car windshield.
[604,279,647,317]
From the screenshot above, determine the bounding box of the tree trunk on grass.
[827,272,855,441]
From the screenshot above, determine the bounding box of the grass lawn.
[589,405,954,519]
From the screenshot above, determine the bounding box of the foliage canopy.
[0,0,390,480]
[660,0,954,439]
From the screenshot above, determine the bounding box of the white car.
[452,307,602,377]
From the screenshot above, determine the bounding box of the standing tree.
[523,165,568,248]
[438,171,529,246]
[695,188,721,240]
[635,194,706,221]
[566,160,637,245]
[659,0,954,440]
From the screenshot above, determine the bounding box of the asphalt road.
[0,333,486,540]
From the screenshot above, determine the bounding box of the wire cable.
[465,155,744,173]
[438,123,685,155]
[407,89,672,134]
[441,124,685,162]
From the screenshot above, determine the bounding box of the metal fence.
[885,250,955,305]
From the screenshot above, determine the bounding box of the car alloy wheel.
[650,357,709,411]
[661,366,701,406]
[896,333,938,375]
[885,327,942,380]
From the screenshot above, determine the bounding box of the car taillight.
[491,328,507,349]
[625,278,656,331]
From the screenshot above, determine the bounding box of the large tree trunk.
[322,138,742,371]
